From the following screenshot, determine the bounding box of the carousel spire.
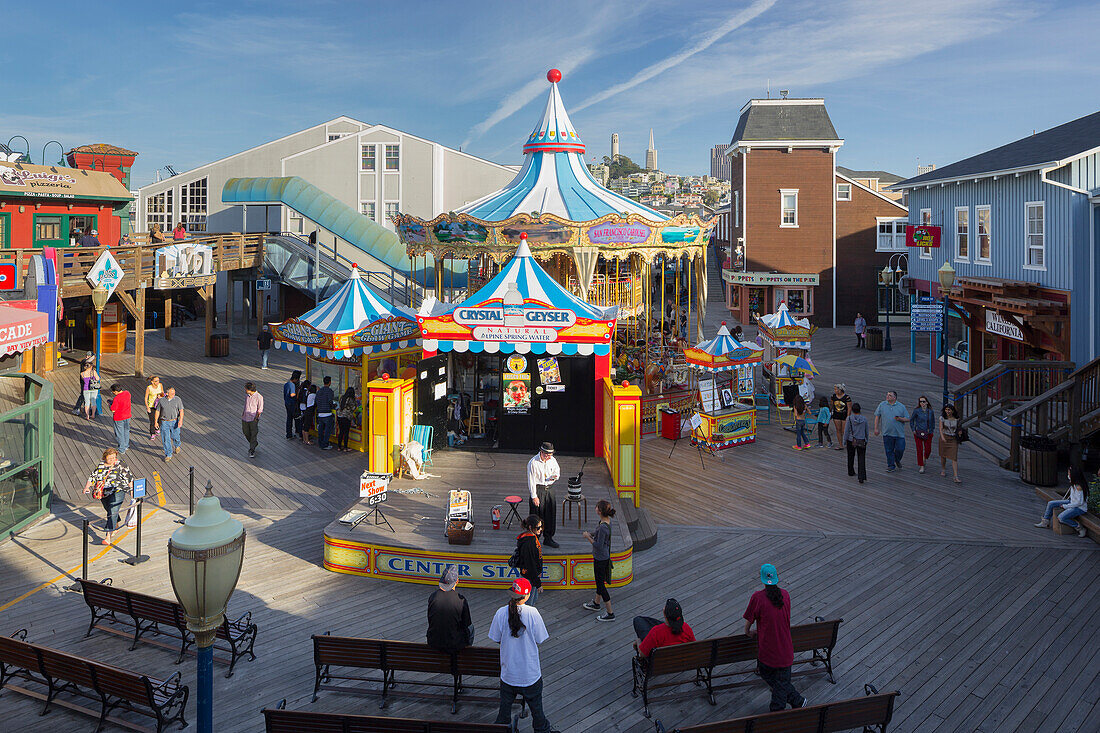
[523,69,585,155]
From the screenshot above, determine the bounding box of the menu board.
[698,379,719,413]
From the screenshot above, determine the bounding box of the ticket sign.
[359,471,390,505]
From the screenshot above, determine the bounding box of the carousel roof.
[457,70,668,223]
[760,301,811,330]
[684,322,763,371]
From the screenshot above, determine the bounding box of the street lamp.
[90,283,109,413]
[168,481,245,733]
[879,265,894,351]
[938,261,956,409]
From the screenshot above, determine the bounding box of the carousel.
[393,69,715,401]
[270,265,421,450]
[756,301,817,412]
[683,321,764,448]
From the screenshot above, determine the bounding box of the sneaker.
[918,466,925,474]
[896,461,903,469]
[596,613,616,622]
[164,455,172,463]
[796,696,809,708]
[174,446,181,455]
[582,602,601,611]
[1078,526,1088,538]
[792,445,802,450]
[886,467,896,473]
[248,450,256,458]
[1034,519,1050,528]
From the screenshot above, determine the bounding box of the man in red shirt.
[109,384,132,455]
[743,563,807,711]
[633,598,695,659]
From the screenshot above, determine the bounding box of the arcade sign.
[351,317,418,346]
[453,305,577,329]
[275,319,327,345]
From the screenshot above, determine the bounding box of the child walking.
[582,500,616,622]
[815,396,832,448]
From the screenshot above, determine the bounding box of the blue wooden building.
[894,111,1100,384]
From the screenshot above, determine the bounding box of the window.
[360,201,376,220]
[328,133,348,142]
[145,189,173,233]
[384,202,400,228]
[733,190,740,227]
[34,215,62,242]
[360,144,376,172]
[975,205,991,263]
[780,189,798,227]
[919,208,932,259]
[384,144,400,171]
[955,207,969,261]
[179,178,208,232]
[836,182,852,201]
[1025,201,1045,269]
[876,218,907,251]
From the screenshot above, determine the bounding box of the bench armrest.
[9,628,27,641]
[154,670,183,695]
[865,683,879,696]
[228,610,254,632]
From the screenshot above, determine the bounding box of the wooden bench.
[1034,486,1100,542]
[632,618,842,718]
[654,684,899,732]
[79,577,257,678]
[264,698,514,732]
[312,633,523,716]
[0,629,189,732]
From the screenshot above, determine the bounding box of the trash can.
[1019,434,1058,486]
[866,327,884,351]
[209,333,230,357]
[660,408,681,439]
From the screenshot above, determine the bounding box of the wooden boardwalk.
[0,318,1096,731]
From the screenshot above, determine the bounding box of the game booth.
[756,301,817,412]
[269,265,421,451]
[683,322,763,449]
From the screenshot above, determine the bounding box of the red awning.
[0,306,48,357]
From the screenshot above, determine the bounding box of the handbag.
[89,378,101,391]
[853,438,868,448]
[957,427,970,443]
[508,548,520,568]
[92,480,105,500]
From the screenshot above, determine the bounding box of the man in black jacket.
[315,376,336,450]
[427,565,473,655]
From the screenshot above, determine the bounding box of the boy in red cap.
[488,578,558,732]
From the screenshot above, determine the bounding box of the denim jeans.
[317,414,335,448]
[882,434,906,469]
[528,585,539,607]
[161,420,182,457]
[261,349,269,368]
[795,419,808,447]
[101,490,127,532]
[113,419,130,454]
[758,662,803,711]
[284,403,297,439]
[494,677,551,732]
[1044,500,1087,528]
[633,616,662,642]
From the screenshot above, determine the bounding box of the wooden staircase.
[951,357,1100,469]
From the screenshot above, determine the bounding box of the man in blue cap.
[743,563,807,711]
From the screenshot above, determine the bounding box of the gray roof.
[837,166,903,184]
[896,109,1100,188]
[730,100,841,146]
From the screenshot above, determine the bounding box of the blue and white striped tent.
[272,266,419,358]
[457,70,668,223]
[418,237,618,356]
[758,301,815,350]
[684,323,763,372]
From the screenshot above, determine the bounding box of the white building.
[135,116,517,236]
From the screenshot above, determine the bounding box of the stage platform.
[323,450,634,590]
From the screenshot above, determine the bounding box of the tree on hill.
[602,154,643,180]
[703,189,720,207]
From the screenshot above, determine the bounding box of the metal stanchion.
[175,466,195,524]
[67,518,90,592]
[123,500,149,565]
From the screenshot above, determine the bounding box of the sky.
[4,0,1098,187]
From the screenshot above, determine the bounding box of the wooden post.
[165,297,173,341]
[203,285,214,356]
[135,286,146,377]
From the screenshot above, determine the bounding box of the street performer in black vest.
[527,441,561,548]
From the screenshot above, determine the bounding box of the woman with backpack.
[513,515,543,606]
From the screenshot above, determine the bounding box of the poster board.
[360,471,390,506]
[698,379,719,413]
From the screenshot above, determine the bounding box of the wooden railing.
[0,233,264,297]
[1004,356,1100,470]
[952,360,1075,430]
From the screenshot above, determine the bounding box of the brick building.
[722,97,906,327]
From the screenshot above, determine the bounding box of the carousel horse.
[643,362,666,395]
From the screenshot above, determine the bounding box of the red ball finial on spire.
[520,231,528,240]
[547,69,562,83]
[721,321,727,326]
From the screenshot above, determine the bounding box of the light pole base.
[123,555,150,565]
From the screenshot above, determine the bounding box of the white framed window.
[384,201,400,228]
[780,189,798,227]
[145,189,173,233]
[954,206,969,262]
[360,201,376,220]
[975,205,991,264]
[361,145,376,172]
[733,190,740,227]
[328,133,347,142]
[384,144,400,171]
[836,182,851,201]
[919,208,932,259]
[876,218,907,251]
[179,177,208,232]
[1025,201,1045,269]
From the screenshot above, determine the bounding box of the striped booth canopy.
[270,265,419,358]
[756,301,817,350]
[684,322,764,372]
[417,235,617,356]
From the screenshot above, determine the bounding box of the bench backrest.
[263,709,510,733]
[313,635,385,669]
[79,579,185,629]
[92,664,154,705]
[675,692,899,733]
[648,639,715,676]
[0,636,41,672]
[453,646,501,677]
[382,641,453,675]
[791,619,841,654]
[36,644,99,689]
[79,579,131,614]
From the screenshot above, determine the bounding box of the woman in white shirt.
[1035,466,1091,538]
[488,578,557,732]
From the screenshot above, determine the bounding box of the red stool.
[504,495,524,528]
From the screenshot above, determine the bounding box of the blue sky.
[4,0,1097,186]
